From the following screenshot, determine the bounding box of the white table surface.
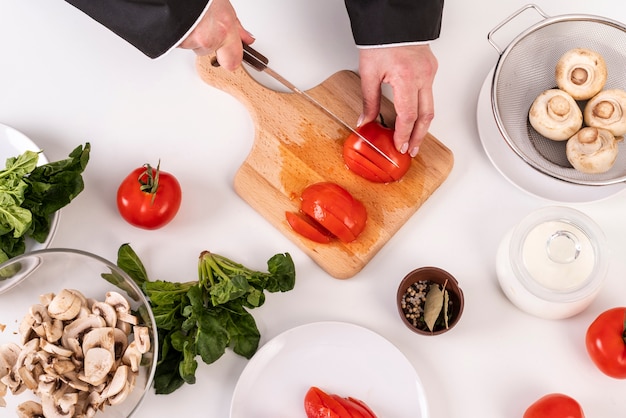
[2,0,626,416]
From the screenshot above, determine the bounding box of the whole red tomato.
[523,393,585,418]
[298,182,367,243]
[117,162,182,230]
[585,307,626,378]
[343,121,412,183]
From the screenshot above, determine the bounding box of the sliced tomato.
[285,211,332,243]
[343,147,392,183]
[300,198,356,243]
[343,121,412,182]
[331,395,371,418]
[347,397,378,418]
[304,387,351,418]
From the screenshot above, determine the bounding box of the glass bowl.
[0,248,157,417]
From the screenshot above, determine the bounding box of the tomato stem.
[138,160,161,204]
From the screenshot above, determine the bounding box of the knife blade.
[240,44,399,169]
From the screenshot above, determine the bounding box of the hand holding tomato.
[523,393,585,418]
[585,307,626,379]
[343,121,412,183]
[117,162,182,230]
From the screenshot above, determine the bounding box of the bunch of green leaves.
[112,243,296,395]
[0,143,90,265]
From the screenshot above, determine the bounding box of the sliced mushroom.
[47,289,84,321]
[42,392,74,418]
[133,326,151,354]
[121,341,142,373]
[91,301,117,328]
[529,89,583,140]
[101,364,129,399]
[566,126,621,173]
[555,48,607,100]
[105,291,131,314]
[16,400,44,418]
[80,347,114,386]
[82,327,116,360]
[0,343,21,378]
[40,339,74,358]
[584,88,626,136]
[61,315,106,349]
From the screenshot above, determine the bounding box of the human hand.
[178,0,254,70]
[358,45,438,157]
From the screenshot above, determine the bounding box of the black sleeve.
[344,0,444,46]
[65,0,210,58]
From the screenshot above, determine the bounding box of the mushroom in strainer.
[566,126,621,174]
[555,48,607,100]
[584,88,626,137]
[529,89,583,140]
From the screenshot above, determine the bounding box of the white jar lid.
[509,206,608,303]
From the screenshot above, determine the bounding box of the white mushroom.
[16,400,44,418]
[4,289,146,416]
[555,48,607,100]
[566,126,621,173]
[82,327,116,360]
[80,347,114,386]
[133,326,151,354]
[583,88,626,136]
[121,341,142,373]
[529,89,583,140]
[91,301,118,328]
[42,392,74,418]
[101,364,129,399]
[61,315,106,350]
[47,289,84,321]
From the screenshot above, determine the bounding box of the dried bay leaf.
[443,289,450,329]
[424,284,444,331]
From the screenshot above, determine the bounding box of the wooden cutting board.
[197,55,454,279]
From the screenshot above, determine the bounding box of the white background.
[2,0,626,416]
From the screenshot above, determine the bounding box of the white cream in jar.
[496,207,608,319]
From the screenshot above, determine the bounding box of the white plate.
[476,68,626,203]
[230,321,428,418]
[0,123,59,254]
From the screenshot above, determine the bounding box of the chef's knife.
[239,44,400,168]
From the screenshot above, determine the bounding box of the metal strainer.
[488,4,626,185]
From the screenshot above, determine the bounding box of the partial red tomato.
[523,393,585,418]
[299,182,367,243]
[285,211,332,243]
[304,387,351,418]
[304,387,377,418]
[343,121,412,183]
[585,307,626,378]
[117,162,182,230]
[346,397,378,418]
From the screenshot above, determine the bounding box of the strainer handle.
[487,3,549,55]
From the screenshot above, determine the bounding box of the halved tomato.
[285,211,332,243]
[343,121,412,183]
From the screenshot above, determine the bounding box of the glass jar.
[496,206,608,319]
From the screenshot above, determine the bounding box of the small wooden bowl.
[396,266,465,335]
